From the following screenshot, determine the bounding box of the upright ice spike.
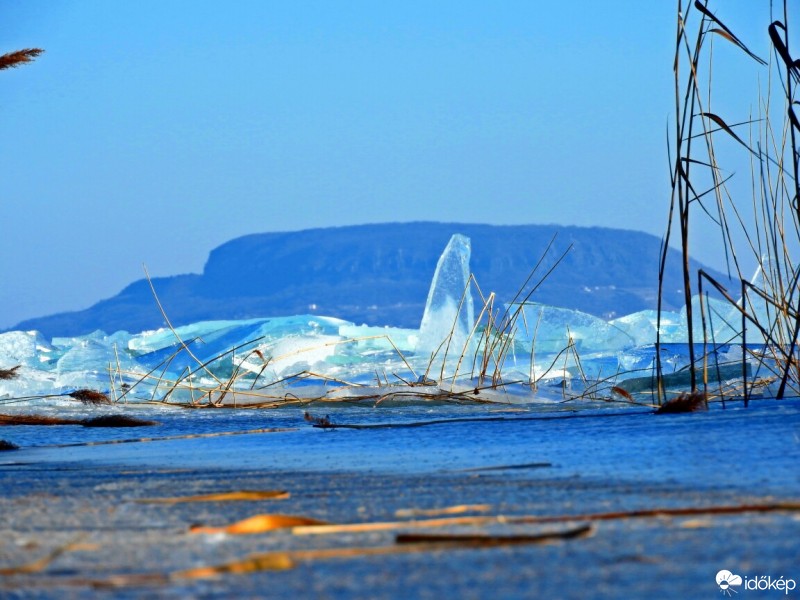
[417,234,474,356]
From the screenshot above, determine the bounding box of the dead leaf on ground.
[190,514,329,535]
[610,386,634,401]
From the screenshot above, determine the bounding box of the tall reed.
[660,1,799,402]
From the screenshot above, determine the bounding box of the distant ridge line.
[9,222,724,338]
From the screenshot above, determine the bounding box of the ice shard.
[417,234,474,355]
[0,330,55,369]
[0,240,775,403]
[610,310,659,347]
[512,303,635,354]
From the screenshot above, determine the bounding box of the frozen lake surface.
[4,399,799,497]
[1,399,798,599]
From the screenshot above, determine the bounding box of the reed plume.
[655,390,707,414]
[0,48,44,70]
[0,366,20,380]
[68,389,112,405]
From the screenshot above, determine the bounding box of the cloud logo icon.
[716,570,743,595]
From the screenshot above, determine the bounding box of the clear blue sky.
[1,1,774,329]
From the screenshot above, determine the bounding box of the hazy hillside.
[10,222,723,337]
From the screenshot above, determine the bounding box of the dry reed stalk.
[456,462,552,473]
[394,527,594,545]
[395,504,492,518]
[477,244,573,390]
[143,264,223,386]
[292,501,800,536]
[113,369,288,406]
[137,490,290,504]
[429,274,478,383]
[65,524,593,587]
[661,1,800,404]
[527,306,544,390]
[561,372,658,407]
[173,524,595,580]
[113,343,193,404]
[48,426,295,449]
[175,335,269,393]
[107,363,118,404]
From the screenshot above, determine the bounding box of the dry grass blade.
[395,504,492,518]
[699,111,757,154]
[68,389,111,405]
[692,1,765,65]
[137,490,290,504]
[190,514,329,535]
[768,21,798,82]
[0,48,43,70]
[0,535,84,575]
[0,365,20,380]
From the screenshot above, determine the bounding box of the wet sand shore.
[1,457,798,598]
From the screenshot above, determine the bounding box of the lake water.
[3,398,798,498]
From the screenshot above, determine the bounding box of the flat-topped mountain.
[11,222,721,337]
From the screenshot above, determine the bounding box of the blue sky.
[0,1,775,328]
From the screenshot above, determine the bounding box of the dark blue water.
[3,399,798,497]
